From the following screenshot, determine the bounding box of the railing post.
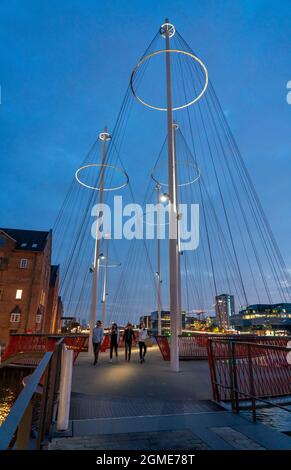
[57,347,73,431]
[36,360,51,449]
[231,342,240,414]
[208,339,220,401]
[227,340,235,410]
[247,343,256,422]
[14,401,33,450]
[45,340,63,435]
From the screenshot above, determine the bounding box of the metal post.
[173,122,182,335]
[101,236,109,327]
[164,19,179,372]
[56,347,73,431]
[231,342,240,414]
[36,361,51,449]
[156,184,162,336]
[15,401,33,450]
[247,343,256,422]
[88,127,108,355]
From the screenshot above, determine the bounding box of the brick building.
[0,228,61,346]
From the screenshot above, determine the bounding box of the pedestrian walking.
[92,320,104,365]
[138,321,149,363]
[109,323,119,362]
[123,323,136,361]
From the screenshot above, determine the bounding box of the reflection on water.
[242,405,291,433]
[0,367,32,427]
[0,386,17,426]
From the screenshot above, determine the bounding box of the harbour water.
[0,367,32,426]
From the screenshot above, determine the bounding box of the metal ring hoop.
[142,210,170,227]
[130,49,208,111]
[75,163,129,191]
[151,161,201,187]
[99,261,121,268]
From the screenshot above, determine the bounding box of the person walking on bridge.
[138,321,149,364]
[109,323,119,363]
[123,323,136,362]
[92,320,104,366]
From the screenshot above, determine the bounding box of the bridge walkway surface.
[49,346,291,450]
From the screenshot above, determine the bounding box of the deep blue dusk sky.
[1,0,290,270]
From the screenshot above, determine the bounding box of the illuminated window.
[10,313,20,323]
[20,259,28,269]
[15,289,23,300]
[20,243,27,248]
[32,243,38,248]
[36,314,42,324]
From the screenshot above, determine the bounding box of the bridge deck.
[50,346,291,450]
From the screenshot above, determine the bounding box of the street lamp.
[160,192,170,203]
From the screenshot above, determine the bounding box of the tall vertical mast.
[156,184,162,336]
[173,121,182,334]
[88,127,109,354]
[101,235,109,326]
[164,20,180,372]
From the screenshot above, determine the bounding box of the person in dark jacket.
[109,323,119,363]
[123,323,136,362]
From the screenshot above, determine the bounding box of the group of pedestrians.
[92,320,149,365]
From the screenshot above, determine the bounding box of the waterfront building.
[0,228,60,346]
[151,310,186,335]
[215,294,235,329]
[232,303,291,334]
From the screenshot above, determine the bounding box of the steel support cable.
[209,83,291,300]
[174,49,218,307]
[177,34,270,299]
[178,31,290,300]
[202,82,287,302]
[172,42,217,301]
[200,95,261,303]
[177,44,248,305]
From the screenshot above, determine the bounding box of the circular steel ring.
[99,261,121,268]
[75,163,129,191]
[160,23,175,38]
[130,49,208,111]
[142,210,170,227]
[151,160,201,187]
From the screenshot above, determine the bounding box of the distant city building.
[232,303,291,334]
[0,228,61,346]
[151,310,186,335]
[215,294,235,329]
[139,315,152,329]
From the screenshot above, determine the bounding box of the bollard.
[56,347,73,431]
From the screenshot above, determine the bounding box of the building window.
[32,243,38,248]
[15,289,23,300]
[20,259,28,269]
[36,314,42,324]
[20,242,27,248]
[0,288,3,301]
[10,313,20,323]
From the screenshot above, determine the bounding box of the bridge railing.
[0,338,64,450]
[2,333,88,365]
[156,333,291,361]
[207,338,291,422]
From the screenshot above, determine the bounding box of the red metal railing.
[207,338,291,404]
[100,333,139,352]
[2,334,89,365]
[156,333,291,362]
